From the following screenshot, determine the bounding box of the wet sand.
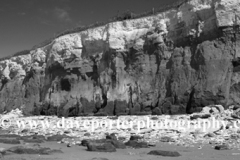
[1,141,240,160]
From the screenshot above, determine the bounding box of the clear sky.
[0,0,176,58]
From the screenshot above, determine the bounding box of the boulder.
[125,140,149,148]
[81,139,126,149]
[148,150,181,157]
[6,146,63,155]
[129,135,142,141]
[215,144,231,150]
[87,142,116,152]
[0,139,20,144]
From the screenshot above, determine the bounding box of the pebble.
[0,106,239,153]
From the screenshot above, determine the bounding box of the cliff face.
[1,0,240,116]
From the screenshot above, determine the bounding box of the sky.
[0,0,176,58]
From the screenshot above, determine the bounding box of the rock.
[0,0,239,116]
[148,150,181,157]
[6,146,63,155]
[21,129,29,133]
[81,139,91,146]
[109,139,126,149]
[160,136,175,142]
[190,114,211,120]
[233,105,240,110]
[82,139,126,149]
[84,133,91,137]
[202,105,225,114]
[130,135,142,141]
[204,133,215,138]
[108,116,118,120]
[150,117,159,120]
[210,107,219,114]
[215,144,231,150]
[0,139,20,144]
[152,108,162,115]
[18,135,45,143]
[125,140,149,148]
[0,148,6,155]
[64,130,71,134]
[118,137,126,142]
[232,108,240,119]
[231,134,240,140]
[148,143,157,147]
[215,105,225,113]
[87,142,116,152]
[0,153,3,159]
[106,133,117,140]
[201,106,212,114]
[47,135,70,141]
[0,134,20,138]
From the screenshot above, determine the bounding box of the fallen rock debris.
[0,105,240,156]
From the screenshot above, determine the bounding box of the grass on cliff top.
[0,50,30,61]
[0,0,190,62]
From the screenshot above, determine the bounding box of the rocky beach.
[0,0,240,159]
[0,105,240,159]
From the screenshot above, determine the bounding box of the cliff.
[0,0,240,117]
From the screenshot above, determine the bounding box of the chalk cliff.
[0,0,240,116]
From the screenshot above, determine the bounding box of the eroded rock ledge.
[0,0,240,117]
